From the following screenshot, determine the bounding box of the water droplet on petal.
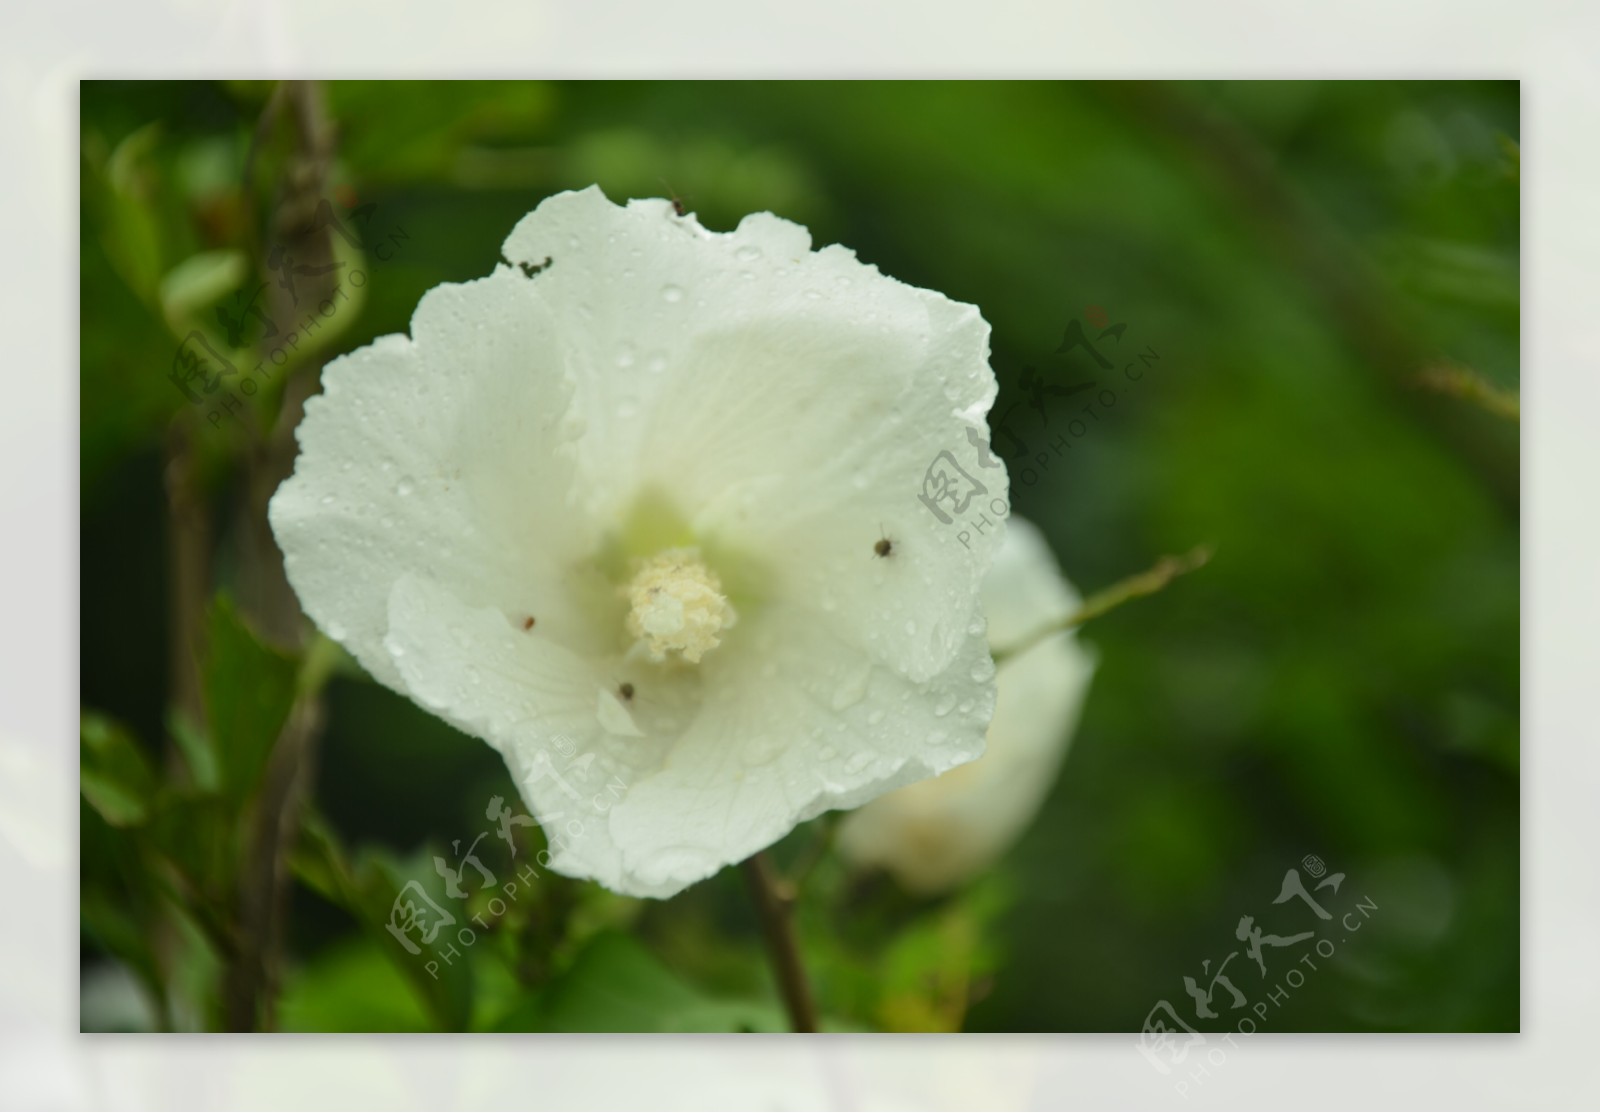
[736,245,761,261]
[396,477,415,497]
[661,284,684,303]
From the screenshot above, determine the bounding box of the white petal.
[382,571,994,899]
[837,516,1095,892]
[381,573,699,894]
[269,267,595,691]
[601,601,996,897]
[500,186,1007,683]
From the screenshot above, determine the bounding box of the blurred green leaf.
[159,249,248,323]
[279,937,433,1032]
[80,711,158,827]
[166,707,220,793]
[204,595,298,803]
[292,816,475,1031]
[96,121,167,300]
[493,932,787,1033]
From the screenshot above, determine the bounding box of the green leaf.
[291,817,475,1031]
[80,711,158,826]
[145,789,238,912]
[96,121,167,300]
[278,937,434,1032]
[166,707,220,793]
[204,595,298,803]
[493,932,787,1033]
[159,249,248,323]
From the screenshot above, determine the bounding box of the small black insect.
[874,526,894,558]
[520,615,536,631]
[518,255,553,278]
[618,681,635,701]
[660,178,688,217]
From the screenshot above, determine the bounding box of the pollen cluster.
[623,547,738,664]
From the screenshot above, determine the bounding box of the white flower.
[269,186,1007,898]
[837,516,1096,893]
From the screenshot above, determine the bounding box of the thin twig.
[741,853,819,1033]
[1418,361,1520,423]
[996,544,1213,663]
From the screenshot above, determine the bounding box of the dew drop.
[970,656,997,683]
[904,619,917,636]
[661,284,684,303]
[933,692,958,717]
[320,494,335,506]
[396,476,415,497]
[735,245,761,261]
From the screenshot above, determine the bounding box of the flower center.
[622,547,738,664]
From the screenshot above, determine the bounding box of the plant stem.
[741,852,819,1033]
[995,544,1213,664]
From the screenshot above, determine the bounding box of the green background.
[79,80,1519,1033]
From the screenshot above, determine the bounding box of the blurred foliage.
[79,80,1518,1033]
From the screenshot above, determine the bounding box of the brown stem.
[222,694,323,1031]
[220,78,339,1031]
[741,853,819,1033]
